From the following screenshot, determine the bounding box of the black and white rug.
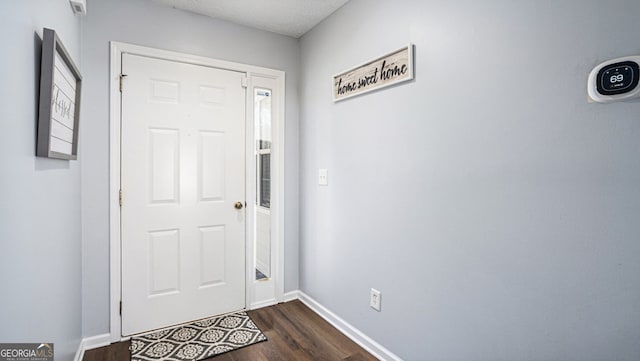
[130,311,267,361]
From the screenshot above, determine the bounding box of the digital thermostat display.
[588,56,640,103]
[597,61,639,95]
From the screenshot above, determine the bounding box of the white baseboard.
[250,298,278,310]
[296,291,402,361]
[73,333,111,361]
[282,290,300,303]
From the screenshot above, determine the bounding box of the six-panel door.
[121,53,246,336]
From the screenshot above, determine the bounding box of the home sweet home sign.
[333,44,414,102]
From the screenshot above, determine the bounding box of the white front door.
[120,53,246,336]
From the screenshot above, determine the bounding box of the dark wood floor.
[83,300,377,361]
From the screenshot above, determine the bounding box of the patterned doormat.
[130,311,267,361]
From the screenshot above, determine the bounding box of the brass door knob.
[234,201,244,210]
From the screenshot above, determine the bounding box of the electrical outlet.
[370,288,381,311]
[318,169,328,186]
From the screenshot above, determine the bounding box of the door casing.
[108,42,285,341]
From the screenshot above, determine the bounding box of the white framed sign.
[37,28,82,160]
[333,44,414,102]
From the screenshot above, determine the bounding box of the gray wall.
[0,1,82,360]
[299,1,640,360]
[80,0,300,336]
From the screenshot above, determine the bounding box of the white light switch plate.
[318,169,328,186]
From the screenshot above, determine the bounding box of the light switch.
[318,169,328,186]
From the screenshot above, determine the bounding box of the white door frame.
[109,42,285,342]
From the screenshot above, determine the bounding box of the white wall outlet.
[318,169,328,186]
[370,288,381,311]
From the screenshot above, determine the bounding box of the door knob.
[234,201,244,210]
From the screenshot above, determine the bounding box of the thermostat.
[588,56,640,103]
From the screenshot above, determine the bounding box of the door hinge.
[241,76,248,88]
[119,301,122,316]
[119,189,123,207]
[119,74,128,92]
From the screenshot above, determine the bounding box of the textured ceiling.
[148,0,350,38]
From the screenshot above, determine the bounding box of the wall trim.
[282,290,300,303]
[296,291,403,361]
[73,333,111,361]
[250,298,278,310]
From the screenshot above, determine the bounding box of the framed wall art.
[37,27,82,160]
[333,44,414,102]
